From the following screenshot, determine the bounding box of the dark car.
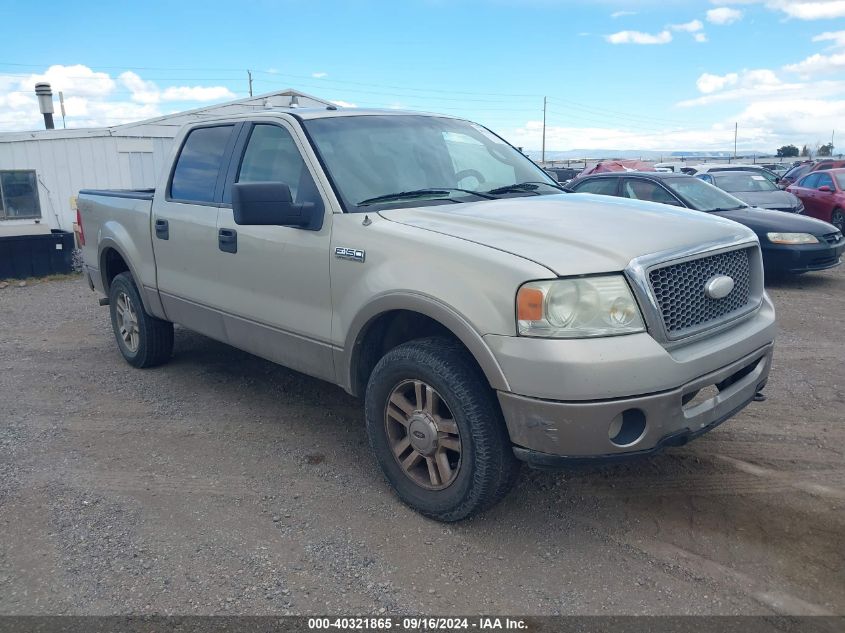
[780,163,814,189]
[567,172,844,275]
[696,170,803,213]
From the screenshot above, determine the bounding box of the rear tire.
[108,272,173,368]
[365,336,520,521]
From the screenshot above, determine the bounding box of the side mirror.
[774,177,780,184]
[818,185,833,193]
[232,182,322,229]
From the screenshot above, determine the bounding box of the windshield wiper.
[356,188,496,207]
[484,181,567,195]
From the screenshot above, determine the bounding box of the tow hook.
[753,392,767,402]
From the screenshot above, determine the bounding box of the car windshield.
[663,177,748,212]
[714,173,777,192]
[303,115,559,211]
[835,173,845,190]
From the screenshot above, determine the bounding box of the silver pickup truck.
[78,108,776,521]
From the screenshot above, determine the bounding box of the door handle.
[154,218,169,240]
[218,228,237,254]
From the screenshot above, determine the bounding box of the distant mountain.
[526,149,774,161]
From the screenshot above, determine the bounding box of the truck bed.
[78,188,155,200]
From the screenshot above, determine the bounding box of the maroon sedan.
[787,168,845,232]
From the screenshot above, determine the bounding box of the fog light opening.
[608,409,647,447]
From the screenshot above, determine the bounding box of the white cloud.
[23,64,115,98]
[784,51,845,75]
[312,72,328,78]
[696,72,739,93]
[710,1,845,20]
[0,64,239,131]
[671,19,704,32]
[605,30,672,44]
[695,32,710,42]
[611,10,636,17]
[812,30,845,48]
[161,86,235,101]
[707,7,744,24]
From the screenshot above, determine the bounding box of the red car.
[786,168,845,232]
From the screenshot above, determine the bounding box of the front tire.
[365,337,520,521]
[108,272,173,368]
[831,208,844,233]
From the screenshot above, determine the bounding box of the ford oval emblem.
[704,275,735,299]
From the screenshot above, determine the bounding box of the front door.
[213,121,336,381]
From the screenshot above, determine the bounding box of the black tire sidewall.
[365,339,508,520]
[108,273,148,366]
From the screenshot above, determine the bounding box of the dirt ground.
[0,268,842,616]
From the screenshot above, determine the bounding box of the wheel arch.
[340,293,510,398]
[97,239,159,316]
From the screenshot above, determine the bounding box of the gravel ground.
[0,269,843,616]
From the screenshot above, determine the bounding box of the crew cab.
[78,108,776,521]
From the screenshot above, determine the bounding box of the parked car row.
[566,171,844,275]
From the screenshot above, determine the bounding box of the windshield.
[303,115,558,211]
[714,173,777,193]
[664,177,748,212]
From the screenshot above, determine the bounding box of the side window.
[235,124,321,207]
[170,125,234,203]
[816,173,834,189]
[572,178,619,196]
[0,170,41,219]
[621,179,682,206]
[800,173,820,189]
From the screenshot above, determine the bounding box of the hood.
[714,205,837,236]
[379,194,754,276]
[730,190,800,211]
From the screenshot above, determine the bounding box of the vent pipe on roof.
[289,94,300,108]
[35,82,55,130]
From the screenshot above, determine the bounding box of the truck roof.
[197,107,460,123]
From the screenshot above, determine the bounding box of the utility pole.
[832,129,836,154]
[541,96,547,164]
[733,122,738,160]
[248,70,253,97]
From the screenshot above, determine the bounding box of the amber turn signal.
[517,287,544,321]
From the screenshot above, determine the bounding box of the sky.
[0,0,844,154]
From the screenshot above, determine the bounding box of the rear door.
[151,123,241,324]
[794,173,821,218]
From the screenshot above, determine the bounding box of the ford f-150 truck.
[78,108,776,521]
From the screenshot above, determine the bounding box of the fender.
[97,235,166,319]
[338,291,511,396]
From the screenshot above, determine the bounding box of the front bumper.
[762,239,844,273]
[499,342,773,464]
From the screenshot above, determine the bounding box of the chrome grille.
[648,248,753,337]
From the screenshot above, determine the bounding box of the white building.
[0,89,333,234]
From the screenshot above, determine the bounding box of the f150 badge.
[335,247,366,263]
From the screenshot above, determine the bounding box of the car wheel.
[108,272,174,368]
[832,209,844,233]
[365,336,520,521]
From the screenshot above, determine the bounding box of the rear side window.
[170,125,234,202]
[799,173,820,189]
[621,179,682,206]
[572,178,619,196]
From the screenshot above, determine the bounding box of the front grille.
[822,232,842,245]
[648,248,753,338]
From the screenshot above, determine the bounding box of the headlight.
[517,275,645,338]
[767,232,818,244]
